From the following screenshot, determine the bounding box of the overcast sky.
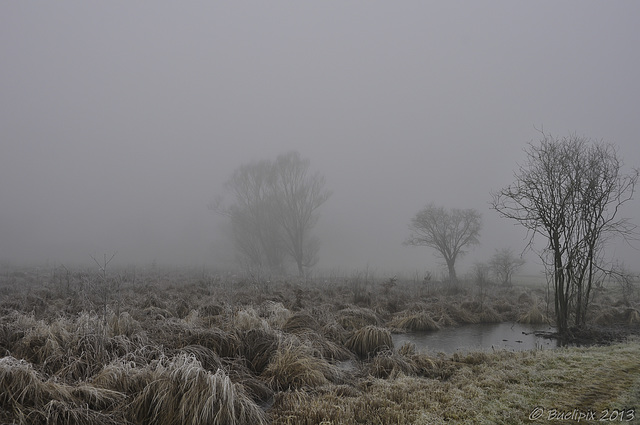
[2,2,639,276]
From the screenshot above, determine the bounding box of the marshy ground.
[1,265,638,424]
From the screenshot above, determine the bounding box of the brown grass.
[0,356,126,424]
[369,349,417,378]
[3,265,638,424]
[478,306,503,323]
[239,327,281,373]
[130,353,266,425]
[261,340,339,390]
[346,325,393,359]
[389,311,440,332]
[336,307,381,330]
[281,312,320,333]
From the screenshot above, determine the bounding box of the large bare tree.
[212,152,330,276]
[405,204,482,282]
[491,133,638,334]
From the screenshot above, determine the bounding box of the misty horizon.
[2,2,639,277]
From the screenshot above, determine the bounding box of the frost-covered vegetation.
[0,265,638,424]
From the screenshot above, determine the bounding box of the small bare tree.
[405,204,482,282]
[491,133,638,334]
[489,248,526,286]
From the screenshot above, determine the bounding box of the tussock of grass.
[183,327,240,358]
[177,344,223,371]
[259,301,291,328]
[398,341,416,356]
[108,311,141,338]
[298,329,354,361]
[199,302,225,317]
[389,311,440,332]
[130,353,266,425]
[91,358,151,395]
[369,349,417,378]
[346,325,393,359]
[0,356,125,424]
[478,306,503,323]
[261,340,338,390]
[239,328,281,374]
[234,307,268,332]
[282,312,320,333]
[337,307,380,331]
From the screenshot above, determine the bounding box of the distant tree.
[212,152,331,276]
[491,133,638,334]
[405,204,482,282]
[489,248,526,286]
[273,152,331,276]
[472,262,492,308]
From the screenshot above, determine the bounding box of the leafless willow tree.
[405,204,482,282]
[211,152,331,276]
[491,133,638,334]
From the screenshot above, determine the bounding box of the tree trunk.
[446,260,457,283]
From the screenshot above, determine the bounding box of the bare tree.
[212,159,287,273]
[489,248,526,286]
[212,152,330,276]
[405,204,482,282]
[491,133,638,334]
[273,152,331,276]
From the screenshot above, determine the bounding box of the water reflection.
[392,322,559,354]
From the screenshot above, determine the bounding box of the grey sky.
[2,2,639,275]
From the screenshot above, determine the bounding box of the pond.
[392,322,559,354]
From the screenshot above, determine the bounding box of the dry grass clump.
[281,312,320,333]
[239,328,281,374]
[259,301,291,328]
[409,353,444,378]
[233,307,269,331]
[107,311,142,338]
[346,325,393,359]
[295,329,354,361]
[199,302,225,317]
[478,306,503,323]
[130,353,266,425]
[518,305,549,324]
[176,344,223,371]
[368,349,417,378]
[261,340,338,390]
[182,327,240,358]
[0,356,125,424]
[389,311,440,332]
[337,307,381,331]
[91,359,152,395]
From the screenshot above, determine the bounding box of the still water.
[392,322,559,354]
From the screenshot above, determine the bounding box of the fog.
[2,2,639,276]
